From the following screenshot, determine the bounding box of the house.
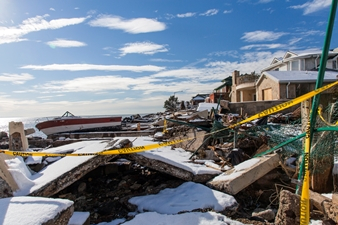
[209,76,232,103]
[261,49,338,72]
[191,94,209,105]
[230,49,338,103]
[231,71,260,102]
[256,70,338,101]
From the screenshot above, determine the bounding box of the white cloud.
[241,30,287,42]
[50,8,55,11]
[300,30,324,36]
[177,12,196,18]
[34,75,162,94]
[27,50,282,96]
[289,37,302,45]
[88,15,166,34]
[46,39,87,48]
[290,0,331,15]
[0,15,87,45]
[150,58,183,63]
[200,9,219,16]
[258,0,274,3]
[120,42,168,56]
[209,51,239,58]
[0,73,34,84]
[21,64,165,72]
[165,14,176,20]
[241,43,286,50]
[223,10,233,14]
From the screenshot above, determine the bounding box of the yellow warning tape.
[300,121,311,224]
[318,105,338,126]
[228,80,338,129]
[163,119,168,133]
[0,138,191,157]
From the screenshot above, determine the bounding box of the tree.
[163,95,178,111]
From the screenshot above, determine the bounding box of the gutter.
[286,82,290,99]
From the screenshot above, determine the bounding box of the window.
[291,60,299,71]
[333,60,337,69]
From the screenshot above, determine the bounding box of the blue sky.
[0,0,337,118]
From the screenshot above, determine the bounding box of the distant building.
[209,76,232,103]
[191,94,209,105]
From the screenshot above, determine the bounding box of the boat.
[36,111,122,135]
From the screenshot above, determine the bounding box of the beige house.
[230,49,338,103]
[231,70,259,102]
[256,70,338,101]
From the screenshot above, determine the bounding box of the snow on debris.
[0,196,72,225]
[5,140,109,196]
[68,211,90,225]
[120,211,245,225]
[128,182,238,214]
[129,136,222,175]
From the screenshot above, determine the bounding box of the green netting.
[247,100,338,175]
[309,101,338,174]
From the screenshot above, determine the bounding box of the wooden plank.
[206,153,280,195]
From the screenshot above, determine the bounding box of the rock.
[29,163,46,172]
[130,183,141,190]
[252,208,275,221]
[0,131,8,139]
[275,190,301,225]
[78,182,87,193]
[59,193,77,201]
[0,177,13,198]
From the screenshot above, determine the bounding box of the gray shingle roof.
[260,70,338,84]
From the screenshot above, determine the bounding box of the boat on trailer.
[36,111,122,135]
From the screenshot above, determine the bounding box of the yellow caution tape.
[229,80,338,129]
[300,121,311,224]
[318,105,338,126]
[163,119,168,133]
[0,138,191,157]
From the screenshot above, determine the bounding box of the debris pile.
[1,100,338,224]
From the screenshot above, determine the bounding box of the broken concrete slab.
[206,153,280,195]
[124,137,222,183]
[173,130,207,153]
[4,140,117,197]
[0,196,73,225]
[0,153,18,195]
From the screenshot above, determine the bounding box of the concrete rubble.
[1,103,338,224]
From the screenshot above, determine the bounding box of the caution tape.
[318,105,338,126]
[0,138,192,157]
[228,80,338,129]
[163,119,168,133]
[300,121,311,224]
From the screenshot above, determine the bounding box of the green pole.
[297,0,338,195]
